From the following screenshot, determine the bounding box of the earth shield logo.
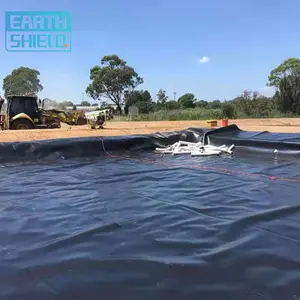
[5,11,71,52]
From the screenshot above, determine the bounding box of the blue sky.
[0,0,299,103]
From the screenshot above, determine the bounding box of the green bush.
[221,103,237,119]
[114,108,222,121]
[112,104,299,122]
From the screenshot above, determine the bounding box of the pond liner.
[1,124,300,299]
[204,124,300,153]
[1,125,300,163]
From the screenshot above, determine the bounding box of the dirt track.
[1,118,300,143]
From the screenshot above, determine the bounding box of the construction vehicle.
[45,109,87,126]
[85,110,106,129]
[43,108,111,127]
[0,95,61,130]
[103,108,114,120]
[69,111,87,125]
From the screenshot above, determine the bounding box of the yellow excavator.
[0,95,115,130]
[0,95,61,130]
[45,109,87,125]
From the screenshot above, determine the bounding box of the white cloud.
[199,56,210,64]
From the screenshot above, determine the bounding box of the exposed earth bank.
[1,118,300,143]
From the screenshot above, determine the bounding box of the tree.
[230,90,275,117]
[156,89,168,104]
[80,100,91,106]
[155,89,168,110]
[100,101,109,108]
[124,89,153,114]
[86,55,143,113]
[277,72,300,114]
[268,58,300,88]
[178,93,196,108]
[125,90,152,106]
[206,100,222,109]
[164,100,180,110]
[3,66,43,98]
[142,90,152,103]
[232,90,254,116]
[195,100,208,108]
[60,101,74,107]
[221,102,237,119]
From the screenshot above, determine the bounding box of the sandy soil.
[1,118,300,143]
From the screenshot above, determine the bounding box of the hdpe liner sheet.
[1,125,300,300]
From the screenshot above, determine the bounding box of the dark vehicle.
[0,95,61,130]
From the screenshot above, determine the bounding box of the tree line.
[2,56,300,120]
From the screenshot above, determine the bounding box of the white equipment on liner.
[155,141,235,156]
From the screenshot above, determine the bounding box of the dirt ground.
[1,118,300,143]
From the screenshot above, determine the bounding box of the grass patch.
[115,108,222,121]
[111,108,300,121]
